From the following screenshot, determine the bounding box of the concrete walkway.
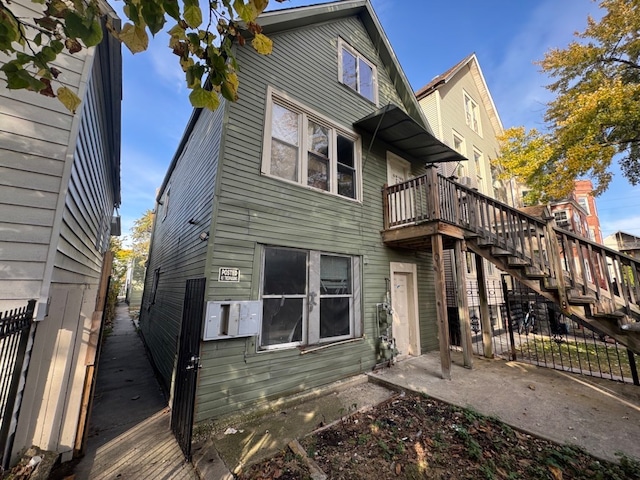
[72,302,198,480]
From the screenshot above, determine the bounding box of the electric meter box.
[203,301,262,340]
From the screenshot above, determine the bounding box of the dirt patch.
[236,392,640,480]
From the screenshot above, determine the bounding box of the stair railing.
[382,172,640,319]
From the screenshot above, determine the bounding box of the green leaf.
[163,0,180,20]
[65,11,103,47]
[119,22,149,53]
[189,86,220,111]
[140,0,166,35]
[251,33,272,55]
[1,62,46,91]
[57,86,82,113]
[183,4,202,28]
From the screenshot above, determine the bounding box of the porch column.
[454,241,473,368]
[474,253,494,359]
[432,233,451,379]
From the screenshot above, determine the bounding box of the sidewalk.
[71,302,198,480]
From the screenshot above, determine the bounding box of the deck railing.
[382,171,640,319]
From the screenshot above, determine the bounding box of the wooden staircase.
[381,167,640,355]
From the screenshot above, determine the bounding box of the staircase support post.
[454,241,473,368]
[545,221,570,315]
[432,233,451,379]
[474,253,494,359]
[627,349,640,386]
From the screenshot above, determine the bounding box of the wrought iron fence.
[0,299,36,469]
[446,276,639,386]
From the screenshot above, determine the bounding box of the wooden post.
[75,251,113,456]
[474,253,494,359]
[426,164,441,220]
[432,233,451,379]
[454,241,473,368]
[544,219,570,314]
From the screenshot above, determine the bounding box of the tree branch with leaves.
[0,0,283,112]
[494,0,640,201]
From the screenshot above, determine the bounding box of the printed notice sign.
[218,267,240,282]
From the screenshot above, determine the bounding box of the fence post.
[628,349,640,386]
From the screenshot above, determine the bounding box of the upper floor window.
[464,92,481,135]
[452,131,464,154]
[338,38,378,104]
[577,196,590,215]
[554,210,570,229]
[262,88,361,201]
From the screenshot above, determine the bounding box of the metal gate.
[171,278,206,461]
[0,299,36,469]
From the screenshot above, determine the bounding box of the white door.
[390,263,420,357]
[386,154,414,225]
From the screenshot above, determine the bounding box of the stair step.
[524,267,546,278]
[508,257,529,267]
[490,247,511,256]
[567,293,597,305]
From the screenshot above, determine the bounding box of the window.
[473,149,483,184]
[577,196,590,215]
[464,92,481,135]
[263,89,360,200]
[260,247,361,349]
[554,210,570,229]
[452,132,464,153]
[338,38,378,103]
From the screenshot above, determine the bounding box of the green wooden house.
[138,0,464,448]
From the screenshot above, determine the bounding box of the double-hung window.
[338,38,378,104]
[263,89,360,200]
[463,92,481,135]
[260,246,361,350]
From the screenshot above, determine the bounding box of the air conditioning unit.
[459,176,472,186]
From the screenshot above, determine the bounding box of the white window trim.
[258,246,361,351]
[261,86,362,203]
[463,90,482,136]
[452,130,465,155]
[337,37,379,105]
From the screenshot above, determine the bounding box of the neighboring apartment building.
[415,54,509,331]
[138,0,465,447]
[604,231,640,258]
[549,180,602,243]
[0,1,121,465]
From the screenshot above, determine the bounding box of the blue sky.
[117,0,640,241]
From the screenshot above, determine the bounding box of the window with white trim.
[473,148,483,190]
[338,38,378,104]
[577,196,590,215]
[262,90,360,200]
[464,92,481,135]
[260,246,361,349]
[452,131,465,154]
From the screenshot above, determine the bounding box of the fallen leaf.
[549,464,563,480]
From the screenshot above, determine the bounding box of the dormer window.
[338,38,378,104]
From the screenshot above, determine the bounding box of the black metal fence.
[0,299,36,469]
[446,276,640,386]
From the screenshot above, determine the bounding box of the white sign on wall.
[218,267,240,282]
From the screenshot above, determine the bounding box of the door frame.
[389,262,421,356]
[386,152,411,186]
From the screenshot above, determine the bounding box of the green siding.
[194,16,438,423]
[139,105,225,390]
